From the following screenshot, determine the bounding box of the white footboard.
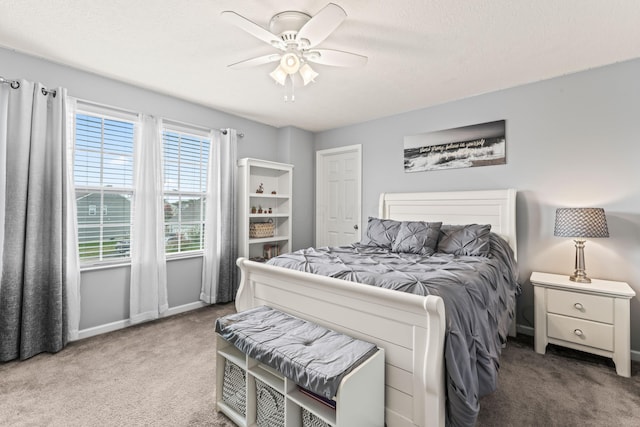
[236,258,446,427]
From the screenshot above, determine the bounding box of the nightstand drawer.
[547,313,614,351]
[547,289,613,324]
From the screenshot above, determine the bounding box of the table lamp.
[554,207,609,283]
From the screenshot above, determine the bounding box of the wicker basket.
[302,408,331,427]
[249,220,275,238]
[256,379,285,427]
[221,359,246,416]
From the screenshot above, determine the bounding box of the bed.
[235,189,518,427]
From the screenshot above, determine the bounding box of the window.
[162,127,210,254]
[74,112,135,263]
[72,101,212,264]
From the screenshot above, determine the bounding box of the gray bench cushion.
[215,306,378,399]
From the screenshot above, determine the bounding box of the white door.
[316,145,362,246]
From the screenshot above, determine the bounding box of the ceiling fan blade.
[228,54,281,69]
[221,11,284,48]
[297,3,347,47]
[306,49,367,67]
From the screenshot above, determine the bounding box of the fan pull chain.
[282,75,288,102]
[283,75,295,102]
[290,77,295,102]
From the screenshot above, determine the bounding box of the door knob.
[353,225,358,230]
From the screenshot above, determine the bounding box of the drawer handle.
[573,302,584,311]
[574,329,584,337]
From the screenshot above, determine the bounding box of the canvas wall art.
[404,120,506,172]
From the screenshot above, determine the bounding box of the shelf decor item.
[256,183,264,193]
[221,359,247,416]
[263,243,279,259]
[256,379,285,426]
[554,207,609,283]
[251,206,257,214]
[250,219,275,238]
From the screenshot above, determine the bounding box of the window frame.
[73,102,138,267]
[161,122,211,258]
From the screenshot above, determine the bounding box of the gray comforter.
[267,233,520,427]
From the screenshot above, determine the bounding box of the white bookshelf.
[238,158,293,262]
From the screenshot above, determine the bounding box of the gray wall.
[0,47,305,331]
[314,58,640,353]
[277,126,315,251]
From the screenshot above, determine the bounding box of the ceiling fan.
[221,3,367,98]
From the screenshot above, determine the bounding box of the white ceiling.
[1,0,639,132]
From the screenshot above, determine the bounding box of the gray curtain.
[216,129,238,302]
[0,80,70,361]
[201,129,238,303]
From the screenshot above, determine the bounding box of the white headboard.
[379,189,517,259]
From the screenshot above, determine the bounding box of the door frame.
[315,144,362,246]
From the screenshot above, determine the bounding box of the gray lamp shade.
[554,208,609,238]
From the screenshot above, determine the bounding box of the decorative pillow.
[360,217,401,249]
[392,221,442,255]
[437,224,492,256]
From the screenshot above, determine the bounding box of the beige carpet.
[0,303,237,427]
[478,336,640,427]
[1,303,638,426]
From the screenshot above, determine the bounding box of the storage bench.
[215,305,385,427]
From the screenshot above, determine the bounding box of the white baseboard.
[77,319,131,340]
[75,301,209,341]
[516,324,534,336]
[513,323,640,362]
[163,301,208,317]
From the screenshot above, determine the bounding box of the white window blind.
[74,112,135,264]
[162,127,210,254]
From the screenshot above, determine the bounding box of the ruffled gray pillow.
[360,217,401,249]
[392,221,442,255]
[437,224,492,256]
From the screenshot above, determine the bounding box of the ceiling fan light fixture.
[224,4,367,100]
[299,63,319,85]
[269,65,287,85]
[280,52,301,74]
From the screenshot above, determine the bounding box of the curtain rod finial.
[219,129,244,137]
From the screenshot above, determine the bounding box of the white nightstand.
[531,272,636,377]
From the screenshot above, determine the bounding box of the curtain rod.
[77,98,244,138]
[0,76,19,89]
[4,79,240,133]
[162,117,244,138]
[0,75,57,97]
[220,129,244,138]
